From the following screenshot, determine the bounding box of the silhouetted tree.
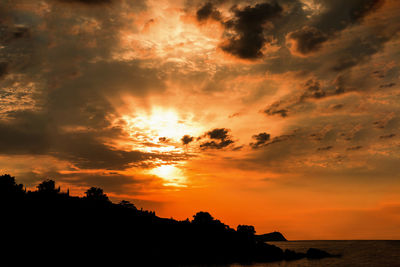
[37,179,60,194]
[0,174,24,198]
[192,211,214,224]
[237,225,256,235]
[85,187,109,202]
[118,200,137,210]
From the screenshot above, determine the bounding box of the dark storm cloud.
[314,0,384,33]
[200,139,234,149]
[193,0,294,60]
[206,128,230,140]
[0,24,30,44]
[264,101,289,117]
[235,131,301,170]
[200,128,235,149]
[286,26,328,55]
[250,132,270,149]
[267,134,295,145]
[331,35,392,72]
[57,0,113,5]
[380,83,396,88]
[0,111,51,155]
[11,25,30,39]
[192,0,389,65]
[347,146,363,151]
[373,113,398,130]
[317,145,333,151]
[263,77,351,118]
[287,0,384,56]
[331,104,344,110]
[221,2,283,59]
[196,2,222,21]
[373,120,387,129]
[181,135,194,145]
[300,79,326,100]
[248,133,296,154]
[0,62,7,78]
[380,134,396,139]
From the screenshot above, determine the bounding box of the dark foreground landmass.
[0,174,337,265]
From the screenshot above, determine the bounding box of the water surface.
[229,240,400,267]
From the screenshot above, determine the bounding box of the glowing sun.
[149,165,187,187]
[121,107,204,153]
[116,107,204,187]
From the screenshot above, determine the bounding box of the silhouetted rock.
[257,231,287,242]
[284,249,306,261]
[306,247,335,259]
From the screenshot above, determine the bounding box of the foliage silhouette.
[0,174,24,198]
[118,200,137,210]
[37,179,60,194]
[237,225,256,235]
[0,174,336,265]
[85,186,110,202]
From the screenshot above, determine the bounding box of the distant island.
[256,231,287,242]
[0,174,336,265]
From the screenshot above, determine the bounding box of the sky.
[1,0,399,239]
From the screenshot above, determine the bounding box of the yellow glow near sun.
[149,165,187,187]
[121,107,204,153]
[117,107,203,187]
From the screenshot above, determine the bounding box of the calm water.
[184,241,400,267]
[229,240,400,267]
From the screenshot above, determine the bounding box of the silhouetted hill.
[0,174,336,265]
[257,231,287,242]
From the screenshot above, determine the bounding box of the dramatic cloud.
[0,62,7,78]
[57,0,113,4]
[380,134,396,139]
[264,101,289,118]
[286,26,328,56]
[199,139,234,149]
[250,132,270,149]
[221,2,283,59]
[262,75,364,118]
[317,145,333,151]
[181,135,194,145]
[206,128,230,140]
[200,128,235,149]
[347,146,362,151]
[196,2,222,22]
[300,79,326,100]
[287,0,384,56]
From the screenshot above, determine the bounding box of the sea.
[228,240,400,267]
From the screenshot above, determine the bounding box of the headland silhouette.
[0,174,337,265]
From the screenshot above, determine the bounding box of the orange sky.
[0,0,399,239]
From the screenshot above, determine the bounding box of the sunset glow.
[149,164,187,187]
[125,109,202,141]
[1,0,400,240]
